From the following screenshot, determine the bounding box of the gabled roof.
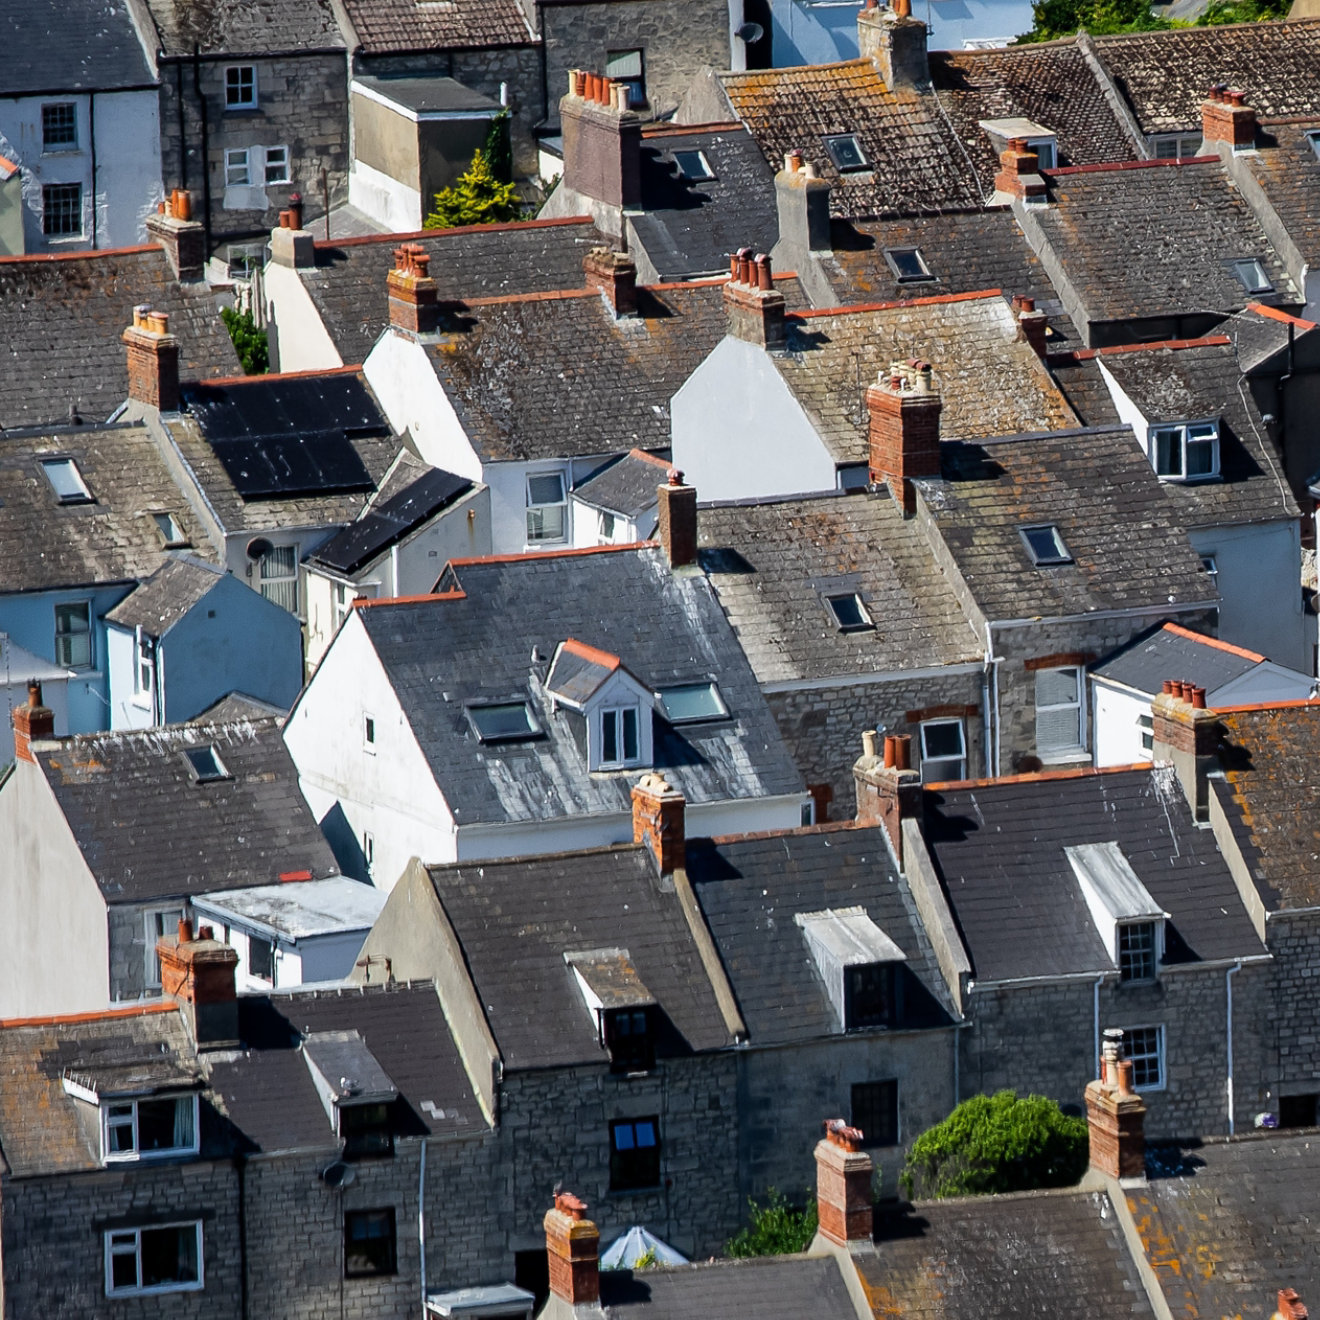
[1093,622,1263,696]
[1241,120,1320,269]
[0,247,238,429]
[137,0,344,57]
[105,556,224,638]
[336,0,532,55]
[353,544,804,825]
[296,218,603,365]
[915,426,1214,622]
[0,423,211,594]
[688,823,956,1046]
[35,717,339,903]
[425,844,734,1069]
[699,489,981,684]
[921,766,1264,982]
[572,449,670,520]
[0,0,154,95]
[545,638,626,706]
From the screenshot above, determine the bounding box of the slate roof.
[1090,20,1320,136]
[698,490,981,684]
[598,1255,860,1320]
[1213,702,1320,912]
[297,218,603,366]
[857,1187,1155,1320]
[0,248,238,430]
[1048,354,1123,427]
[0,423,211,593]
[0,0,154,94]
[1026,160,1300,329]
[137,0,344,57]
[1227,304,1318,376]
[689,823,956,1045]
[355,544,805,826]
[36,717,339,903]
[629,125,780,280]
[921,765,1265,982]
[427,845,733,1069]
[353,74,499,114]
[774,294,1078,469]
[915,426,1215,623]
[1243,122,1320,269]
[105,556,224,637]
[1093,622,1262,695]
[337,0,532,54]
[572,449,670,519]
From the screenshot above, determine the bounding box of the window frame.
[1151,132,1202,160]
[825,592,874,633]
[1117,920,1160,983]
[344,1208,398,1278]
[263,144,291,185]
[844,962,896,1030]
[467,701,541,744]
[882,246,935,283]
[1119,1025,1165,1091]
[101,1094,200,1164]
[1019,523,1072,566]
[525,470,568,545]
[145,907,185,987]
[1230,257,1273,296]
[672,149,714,181]
[851,1079,899,1148]
[823,133,870,173]
[1307,130,1320,162]
[1035,665,1086,760]
[224,147,252,187]
[41,102,78,152]
[603,1007,655,1073]
[134,628,155,699]
[655,682,728,725]
[609,1116,661,1191]
[364,713,377,754]
[41,182,83,237]
[258,542,299,614]
[919,718,967,783]
[1150,420,1220,483]
[152,511,188,547]
[248,933,274,983]
[54,599,92,670]
[224,64,258,110]
[182,744,229,783]
[105,1221,203,1297]
[42,456,94,504]
[598,704,642,770]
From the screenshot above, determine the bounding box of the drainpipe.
[89,91,98,249]
[1093,974,1102,1074]
[986,622,1002,778]
[1226,960,1241,1135]
[418,1138,428,1315]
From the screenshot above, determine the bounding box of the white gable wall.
[264,260,344,372]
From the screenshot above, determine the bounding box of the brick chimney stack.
[1085,1028,1147,1179]
[724,248,786,349]
[866,360,942,515]
[1150,679,1219,821]
[1201,85,1257,154]
[854,730,922,868]
[994,138,1048,203]
[560,69,642,214]
[270,203,315,269]
[123,304,181,412]
[156,917,239,1047]
[584,246,637,318]
[146,189,206,283]
[387,243,441,335]
[815,1118,875,1246]
[857,0,929,90]
[544,1192,600,1307]
[632,773,686,875]
[656,468,698,568]
[775,151,832,257]
[1012,294,1048,358]
[12,681,55,764]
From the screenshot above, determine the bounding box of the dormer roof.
[545,639,625,707]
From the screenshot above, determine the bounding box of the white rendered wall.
[264,260,344,372]
[106,625,153,731]
[1091,680,1149,769]
[349,159,422,233]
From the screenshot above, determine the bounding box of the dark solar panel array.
[184,375,386,499]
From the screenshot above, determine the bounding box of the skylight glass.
[883,247,934,283]
[824,134,870,173]
[826,593,873,632]
[183,745,229,782]
[1020,524,1073,566]
[153,512,187,546]
[1231,258,1273,295]
[41,457,93,504]
[673,149,714,181]
[468,702,538,743]
[657,683,728,724]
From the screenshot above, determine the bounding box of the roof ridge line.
[1160,620,1265,663]
[925,762,1153,792]
[0,1000,178,1029]
[792,288,1003,320]
[1216,697,1320,715]
[313,215,595,250]
[1046,155,1220,178]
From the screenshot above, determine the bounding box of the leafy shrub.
[220,305,268,375]
[725,1190,819,1257]
[425,149,523,229]
[901,1091,1088,1200]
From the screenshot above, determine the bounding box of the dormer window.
[545,639,654,770]
[567,947,657,1074]
[600,705,641,768]
[1020,524,1072,566]
[979,118,1057,172]
[1066,841,1168,983]
[1151,421,1219,482]
[824,134,869,173]
[1118,920,1158,982]
[603,1008,655,1072]
[796,907,906,1032]
[339,1102,393,1158]
[467,701,539,743]
[1231,258,1273,295]
[883,247,934,283]
[42,456,93,504]
[303,1031,398,1160]
[102,1095,198,1161]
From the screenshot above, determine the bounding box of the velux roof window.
[1019,524,1073,566]
[673,149,714,181]
[656,682,727,724]
[826,593,874,633]
[824,134,869,173]
[467,701,539,743]
[42,457,94,504]
[1231,258,1273,295]
[883,247,934,283]
[183,745,229,783]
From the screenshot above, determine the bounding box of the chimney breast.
[858,0,929,89]
[146,190,206,282]
[387,243,441,335]
[560,69,642,221]
[854,729,921,867]
[657,469,698,568]
[1012,294,1048,358]
[775,153,833,258]
[723,249,786,349]
[815,1118,874,1246]
[1150,683,1220,821]
[12,680,55,763]
[1201,86,1257,153]
[156,922,239,1046]
[994,139,1048,202]
[866,361,942,515]
[632,773,686,875]
[584,246,637,317]
[1084,1027,1147,1179]
[544,1192,600,1306]
[122,304,181,412]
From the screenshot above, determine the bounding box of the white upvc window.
[225,64,257,109]
[134,629,154,699]
[259,543,299,613]
[101,1094,199,1162]
[264,145,290,184]
[526,471,568,544]
[1035,666,1085,759]
[920,718,967,783]
[105,1222,203,1296]
[225,147,251,186]
[1150,420,1219,482]
[1119,1025,1165,1091]
[598,705,641,769]
[1151,132,1202,160]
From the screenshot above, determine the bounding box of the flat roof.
[192,876,386,941]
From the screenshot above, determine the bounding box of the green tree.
[1196,0,1286,23]
[901,1092,1088,1200]
[1016,0,1173,40]
[220,305,268,375]
[484,109,513,183]
[425,148,522,230]
[725,1190,819,1257]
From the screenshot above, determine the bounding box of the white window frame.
[101,1094,200,1163]
[526,470,568,545]
[145,907,185,987]
[133,628,154,700]
[42,456,92,504]
[54,599,92,670]
[1151,133,1202,160]
[597,704,641,770]
[259,543,299,614]
[224,147,251,187]
[673,149,714,181]
[263,145,290,185]
[1150,421,1220,483]
[1026,135,1057,170]
[105,1221,204,1296]
[225,64,257,110]
[1119,1025,1165,1091]
[1035,665,1086,761]
[919,718,967,783]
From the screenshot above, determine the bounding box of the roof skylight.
[823,134,869,174]
[467,701,539,743]
[673,149,714,181]
[825,593,874,633]
[656,682,728,724]
[1231,258,1273,295]
[883,247,934,283]
[183,745,229,783]
[1019,524,1073,566]
[41,457,93,504]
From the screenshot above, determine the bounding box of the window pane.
[825,134,868,172]
[673,150,713,180]
[921,720,964,760]
[634,1120,657,1148]
[527,503,566,542]
[606,49,643,79]
[55,602,92,668]
[827,593,870,630]
[657,683,727,723]
[602,709,619,763]
[1233,259,1272,294]
[110,1240,139,1290]
[265,146,290,184]
[184,745,227,781]
[1153,428,1181,476]
[846,963,893,1028]
[42,457,91,501]
[1022,524,1069,564]
[43,103,77,148]
[613,1124,635,1151]
[1119,922,1156,981]
[528,473,565,505]
[1035,666,1079,708]
[42,184,82,236]
[885,247,931,281]
[225,149,250,186]
[469,702,536,741]
[137,1098,187,1151]
[622,707,639,760]
[249,935,273,981]
[140,1224,198,1287]
[1032,140,1057,170]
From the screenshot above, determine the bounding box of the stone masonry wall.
[1265,909,1320,1094]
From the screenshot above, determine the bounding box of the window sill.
[108,1282,203,1298]
[1038,747,1087,766]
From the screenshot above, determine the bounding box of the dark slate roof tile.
[1048,354,1123,427]
[572,449,671,520]
[0,0,153,94]
[105,556,224,636]
[1093,621,1261,693]
[1243,122,1320,269]
[139,0,344,56]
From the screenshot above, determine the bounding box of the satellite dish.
[321,1161,357,1189]
[736,20,764,42]
[245,536,273,561]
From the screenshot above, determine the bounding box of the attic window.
[673,149,714,181]
[796,907,906,1032]
[1152,421,1219,482]
[152,512,189,548]
[566,948,658,1074]
[1020,524,1072,566]
[656,682,728,723]
[1231,258,1274,295]
[826,593,874,633]
[824,134,870,173]
[883,247,934,283]
[1066,841,1167,982]
[42,457,93,504]
[183,745,229,783]
[1308,130,1320,161]
[467,701,539,743]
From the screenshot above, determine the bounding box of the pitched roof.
[689,823,955,1045]
[36,717,340,903]
[336,0,532,54]
[0,0,154,94]
[356,544,804,825]
[1093,622,1263,695]
[137,0,344,57]
[915,426,1215,622]
[698,490,981,684]
[572,449,670,520]
[297,218,603,365]
[1241,120,1320,269]
[921,766,1265,982]
[1090,20,1320,136]
[0,424,212,593]
[1047,353,1123,427]
[0,248,239,429]
[773,294,1078,468]
[426,845,733,1069]
[105,556,224,637]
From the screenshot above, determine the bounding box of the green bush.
[220,305,268,375]
[901,1091,1088,1200]
[425,148,523,230]
[1017,0,1284,41]
[725,1190,819,1257]
[484,109,513,184]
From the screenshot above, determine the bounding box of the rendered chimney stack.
[724,247,786,349]
[270,192,315,269]
[632,773,686,875]
[584,246,637,317]
[560,68,641,218]
[387,243,441,335]
[853,729,921,868]
[775,150,832,258]
[815,1118,875,1246]
[123,303,181,412]
[857,0,929,90]
[1085,1028,1147,1179]
[657,468,698,568]
[544,1192,600,1306]
[12,681,55,764]
[1201,85,1257,153]
[1150,679,1218,821]
[1011,294,1048,358]
[156,918,240,1047]
[866,359,942,516]
[146,189,206,282]
[994,138,1048,203]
